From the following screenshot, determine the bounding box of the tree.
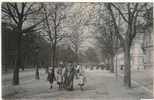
[2,2,44,85]
[68,22,85,64]
[41,3,68,76]
[57,45,76,63]
[95,7,120,72]
[2,22,17,72]
[66,3,92,64]
[106,3,152,88]
[84,47,99,63]
[2,22,49,73]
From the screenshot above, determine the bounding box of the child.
[56,67,63,89]
[78,73,87,91]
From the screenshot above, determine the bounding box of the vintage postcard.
[1,1,153,100]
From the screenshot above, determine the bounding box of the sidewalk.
[87,69,152,100]
[117,67,153,94]
[2,69,47,97]
[131,68,153,90]
[3,69,152,100]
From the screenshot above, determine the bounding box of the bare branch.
[24,3,34,15]
[23,3,43,16]
[43,7,53,41]
[106,4,124,44]
[6,3,18,24]
[111,3,128,23]
[132,3,139,16]
[21,3,27,15]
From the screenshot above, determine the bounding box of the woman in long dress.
[62,65,66,88]
[67,63,76,90]
[65,64,71,89]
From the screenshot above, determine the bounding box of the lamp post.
[35,46,40,80]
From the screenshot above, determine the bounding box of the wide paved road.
[3,69,152,100]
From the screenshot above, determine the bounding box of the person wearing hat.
[47,67,55,89]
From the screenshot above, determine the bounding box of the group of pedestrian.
[47,62,87,91]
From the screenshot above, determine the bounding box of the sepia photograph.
[1,2,153,100]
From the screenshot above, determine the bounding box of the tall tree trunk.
[13,30,21,85]
[21,56,24,71]
[52,5,57,81]
[110,56,114,73]
[46,43,52,73]
[35,50,40,80]
[52,42,56,70]
[106,57,110,70]
[52,35,56,81]
[110,46,114,73]
[75,47,78,64]
[52,44,56,81]
[35,64,40,80]
[124,41,131,88]
[4,65,8,72]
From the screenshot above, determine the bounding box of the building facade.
[114,30,153,70]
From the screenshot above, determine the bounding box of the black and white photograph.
[1,2,154,100]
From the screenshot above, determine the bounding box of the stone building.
[114,29,153,70]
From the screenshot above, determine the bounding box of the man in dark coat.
[47,67,55,89]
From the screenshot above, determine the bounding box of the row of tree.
[2,2,99,85]
[94,3,153,88]
[2,3,152,88]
